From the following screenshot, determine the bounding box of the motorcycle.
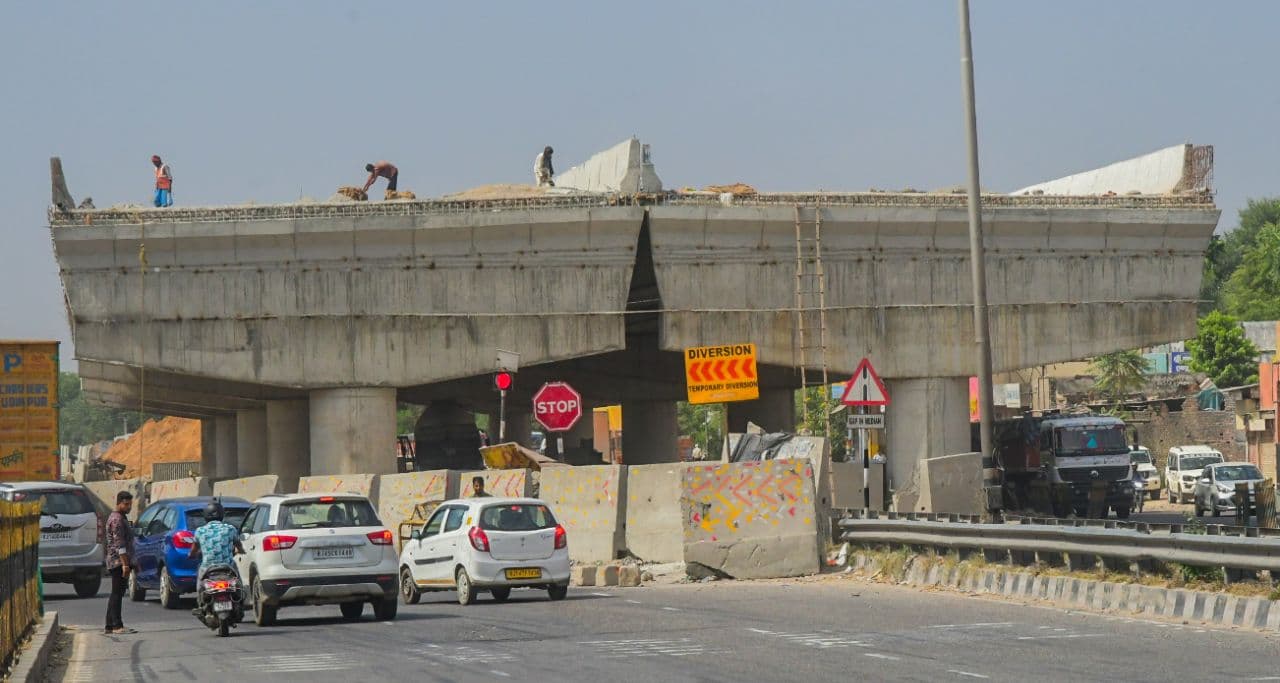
[197,564,245,637]
[1131,474,1147,514]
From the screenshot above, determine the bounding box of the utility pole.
[958,0,998,511]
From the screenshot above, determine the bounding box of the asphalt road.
[42,572,1280,682]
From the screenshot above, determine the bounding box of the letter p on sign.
[2,354,20,373]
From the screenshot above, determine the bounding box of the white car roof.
[1210,461,1258,469]
[1171,446,1221,454]
[254,492,372,504]
[440,497,546,508]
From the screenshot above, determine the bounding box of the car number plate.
[41,532,71,542]
[214,599,233,612]
[505,568,542,580]
[313,547,354,560]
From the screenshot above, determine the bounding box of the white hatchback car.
[0,481,103,597]
[399,497,571,605]
[235,493,400,625]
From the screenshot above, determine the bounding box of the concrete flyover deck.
[50,183,1219,481]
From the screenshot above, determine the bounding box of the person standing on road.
[151,155,173,207]
[362,160,399,195]
[104,491,137,635]
[534,146,554,187]
[470,476,492,497]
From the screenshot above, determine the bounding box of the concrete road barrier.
[212,475,280,502]
[377,470,458,536]
[298,474,378,500]
[539,465,626,563]
[84,479,146,521]
[680,460,820,579]
[461,469,534,498]
[624,463,690,563]
[149,477,211,501]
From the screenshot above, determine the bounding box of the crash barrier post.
[1257,480,1278,530]
[1236,482,1250,527]
[1,500,41,672]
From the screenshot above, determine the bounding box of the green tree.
[396,403,424,435]
[1091,350,1149,400]
[795,387,846,460]
[1201,198,1280,314]
[57,372,159,448]
[1187,311,1259,387]
[1222,223,1280,321]
[676,401,724,457]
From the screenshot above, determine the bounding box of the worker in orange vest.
[151,155,173,207]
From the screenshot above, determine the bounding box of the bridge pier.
[309,388,397,475]
[201,419,217,478]
[883,378,971,513]
[214,415,238,479]
[235,408,268,477]
[267,399,310,492]
[727,389,796,434]
[621,400,678,464]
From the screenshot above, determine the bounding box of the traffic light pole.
[499,389,507,442]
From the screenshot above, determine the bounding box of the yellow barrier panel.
[1,500,41,671]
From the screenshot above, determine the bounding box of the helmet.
[204,500,224,522]
[151,155,161,163]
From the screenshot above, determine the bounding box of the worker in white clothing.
[534,146,554,187]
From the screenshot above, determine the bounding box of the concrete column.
[214,415,238,479]
[235,408,268,477]
[545,401,597,464]
[621,400,679,465]
[505,410,533,448]
[309,387,397,475]
[200,419,218,478]
[727,389,797,433]
[883,378,971,513]
[266,400,310,493]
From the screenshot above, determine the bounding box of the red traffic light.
[494,371,514,391]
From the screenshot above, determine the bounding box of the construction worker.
[533,146,554,187]
[362,161,399,195]
[151,155,173,207]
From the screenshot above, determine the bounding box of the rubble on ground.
[442,183,552,200]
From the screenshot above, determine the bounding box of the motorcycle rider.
[189,500,245,615]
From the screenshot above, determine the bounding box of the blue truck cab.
[128,496,250,608]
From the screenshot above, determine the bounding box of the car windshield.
[1182,455,1223,470]
[1130,451,1151,464]
[17,489,95,516]
[478,504,557,532]
[1056,426,1128,455]
[278,499,380,529]
[185,507,249,531]
[1215,465,1262,481]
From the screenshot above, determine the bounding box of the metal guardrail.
[839,512,1280,573]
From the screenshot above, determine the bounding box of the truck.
[0,341,60,481]
[983,413,1135,519]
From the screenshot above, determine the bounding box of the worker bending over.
[534,146,554,187]
[363,161,399,194]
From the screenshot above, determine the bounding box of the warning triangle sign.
[840,358,890,406]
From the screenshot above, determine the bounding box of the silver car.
[1193,462,1265,518]
[0,481,104,596]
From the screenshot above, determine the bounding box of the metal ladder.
[793,203,831,441]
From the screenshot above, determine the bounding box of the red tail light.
[554,524,567,550]
[262,534,298,551]
[366,529,393,546]
[172,530,195,549]
[468,526,490,552]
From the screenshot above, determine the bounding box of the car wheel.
[252,575,276,626]
[159,566,180,609]
[128,571,146,602]
[490,586,512,602]
[73,576,101,598]
[455,567,477,606]
[547,583,568,601]
[374,596,398,621]
[340,601,364,621]
[400,568,421,605]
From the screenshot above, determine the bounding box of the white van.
[0,481,104,597]
[1165,445,1225,504]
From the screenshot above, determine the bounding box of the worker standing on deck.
[534,146,554,187]
[151,155,173,207]
[362,161,399,195]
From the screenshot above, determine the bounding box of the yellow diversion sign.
[0,341,60,481]
[684,343,759,404]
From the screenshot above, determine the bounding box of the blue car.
[128,497,251,609]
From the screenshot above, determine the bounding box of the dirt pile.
[335,186,368,201]
[443,183,550,200]
[101,416,202,479]
[703,183,757,196]
[385,189,417,200]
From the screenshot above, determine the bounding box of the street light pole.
[958,0,998,510]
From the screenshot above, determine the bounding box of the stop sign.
[532,382,582,432]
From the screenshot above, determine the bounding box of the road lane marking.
[1016,634,1103,641]
[948,671,990,679]
[491,671,511,677]
[927,622,1016,629]
[864,653,900,661]
[592,592,612,597]
[662,606,681,611]
[745,628,868,649]
[580,638,717,659]
[626,599,642,604]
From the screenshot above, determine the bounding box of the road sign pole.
[499,389,507,441]
[861,410,870,512]
[557,435,565,459]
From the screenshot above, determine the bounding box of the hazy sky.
[3,1,1277,366]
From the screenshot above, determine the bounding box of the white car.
[0,481,103,597]
[399,497,571,606]
[1165,445,1225,504]
[235,493,400,625]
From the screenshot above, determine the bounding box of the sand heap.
[703,183,757,196]
[443,183,553,201]
[101,416,202,479]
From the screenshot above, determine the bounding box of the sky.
[2,1,1278,367]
